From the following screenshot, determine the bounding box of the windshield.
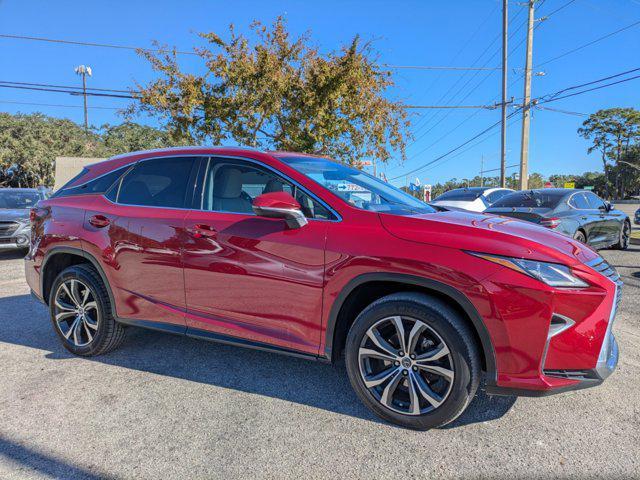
[0,190,42,209]
[491,190,566,209]
[434,189,485,201]
[279,156,435,215]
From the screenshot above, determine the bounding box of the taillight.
[540,217,561,229]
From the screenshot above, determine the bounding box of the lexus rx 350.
[25,148,621,430]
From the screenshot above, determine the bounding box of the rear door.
[567,192,602,241]
[182,156,335,354]
[90,156,199,328]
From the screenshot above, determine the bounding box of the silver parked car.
[0,188,47,251]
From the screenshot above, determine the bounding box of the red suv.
[25,147,621,429]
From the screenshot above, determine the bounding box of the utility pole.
[74,65,92,132]
[480,155,485,187]
[500,0,508,188]
[519,1,535,190]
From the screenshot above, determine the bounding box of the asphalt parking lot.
[0,216,639,478]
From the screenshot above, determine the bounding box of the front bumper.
[483,255,621,397]
[0,235,30,249]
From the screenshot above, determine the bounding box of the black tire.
[573,230,587,244]
[49,264,125,356]
[612,221,631,250]
[345,292,481,430]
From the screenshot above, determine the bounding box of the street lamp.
[74,65,92,132]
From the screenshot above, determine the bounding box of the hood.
[0,208,30,222]
[378,210,598,266]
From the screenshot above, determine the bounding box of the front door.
[182,157,335,355]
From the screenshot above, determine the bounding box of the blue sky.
[1,0,639,187]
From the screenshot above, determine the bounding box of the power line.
[0,32,510,72]
[0,80,132,94]
[0,33,199,56]
[537,73,640,103]
[0,99,120,110]
[535,106,588,116]
[0,83,135,99]
[537,66,640,100]
[536,19,640,67]
[384,65,500,71]
[403,104,499,109]
[390,108,521,180]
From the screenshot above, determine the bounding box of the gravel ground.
[0,224,638,479]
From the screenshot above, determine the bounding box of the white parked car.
[431,187,514,212]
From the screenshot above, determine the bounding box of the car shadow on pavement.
[0,433,114,480]
[0,293,516,429]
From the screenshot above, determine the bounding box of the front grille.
[586,256,623,310]
[0,221,19,237]
[0,238,14,244]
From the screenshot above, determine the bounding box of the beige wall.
[54,157,105,191]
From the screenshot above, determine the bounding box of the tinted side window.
[116,157,196,208]
[57,167,128,198]
[201,159,333,220]
[485,190,511,204]
[569,193,590,209]
[585,192,605,210]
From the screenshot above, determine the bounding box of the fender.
[324,272,497,383]
[41,246,116,312]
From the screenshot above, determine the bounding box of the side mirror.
[252,192,308,229]
[605,201,613,212]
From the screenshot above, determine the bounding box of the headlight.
[470,252,589,288]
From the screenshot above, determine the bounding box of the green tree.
[578,107,640,199]
[0,114,179,188]
[128,16,410,166]
[97,122,180,156]
[0,113,97,187]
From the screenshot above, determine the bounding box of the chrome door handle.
[89,214,110,228]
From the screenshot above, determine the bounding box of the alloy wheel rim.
[53,279,99,347]
[358,316,455,416]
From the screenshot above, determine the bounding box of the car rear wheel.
[573,230,587,244]
[613,221,630,250]
[49,264,125,356]
[345,292,480,430]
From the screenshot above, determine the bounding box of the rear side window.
[56,167,128,198]
[491,191,566,208]
[485,189,511,204]
[435,189,484,201]
[585,192,606,210]
[569,193,590,209]
[114,156,197,208]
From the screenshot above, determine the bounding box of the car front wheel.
[613,221,630,250]
[345,292,481,430]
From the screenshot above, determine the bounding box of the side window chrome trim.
[198,154,342,222]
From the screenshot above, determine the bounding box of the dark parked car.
[485,189,631,250]
[635,207,640,225]
[0,188,47,251]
